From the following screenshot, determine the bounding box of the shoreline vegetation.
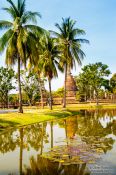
[0,103,116,132]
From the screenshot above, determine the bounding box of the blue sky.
[0,0,116,90]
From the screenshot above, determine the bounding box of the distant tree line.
[0,62,116,108]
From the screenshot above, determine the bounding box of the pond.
[0,109,116,175]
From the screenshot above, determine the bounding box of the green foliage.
[0,0,43,65]
[39,33,63,80]
[52,87,64,98]
[0,66,15,107]
[51,17,89,108]
[0,0,44,112]
[9,93,18,104]
[51,17,89,69]
[110,73,116,94]
[36,33,63,110]
[20,70,40,105]
[75,62,111,103]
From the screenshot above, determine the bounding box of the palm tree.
[0,0,44,113]
[51,17,89,108]
[38,33,62,110]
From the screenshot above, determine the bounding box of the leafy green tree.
[52,87,64,98]
[51,17,89,108]
[75,74,91,102]
[20,70,40,106]
[75,62,111,104]
[0,0,43,113]
[29,65,47,109]
[0,67,15,108]
[23,155,89,175]
[110,73,116,94]
[9,94,18,104]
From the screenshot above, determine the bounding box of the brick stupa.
[65,70,77,104]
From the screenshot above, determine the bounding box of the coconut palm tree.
[0,0,44,113]
[51,17,89,108]
[38,33,62,110]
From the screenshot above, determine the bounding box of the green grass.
[0,103,116,132]
[0,108,76,131]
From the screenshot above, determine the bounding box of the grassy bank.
[0,108,77,131]
[0,103,116,131]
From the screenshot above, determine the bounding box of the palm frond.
[74,39,89,44]
[17,28,26,64]
[24,25,45,36]
[2,7,17,19]
[53,17,89,70]
[70,46,85,66]
[18,0,22,10]
[49,30,61,38]
[19,0,26,16]
[0,20,13,30]
[71,47,82,66]
[21,11,41,24]
[70,29,86,38]
[5,32,17,66]
[26,32,40,65]
[55,23,64,35]
[6,0,19,16]
[0,29,13,53]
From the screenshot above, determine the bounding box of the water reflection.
[23,156,90,175]
[0,109,116,175]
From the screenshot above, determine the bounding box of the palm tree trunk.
[63,63,67,108]
[18,55,23,113]
[19,128,23,175]
[38,76,44,109]
[79,163,86,175]
[48,78,52,110]
[51,121,53,148]
[40,123,44,155]
[64,119,68,146]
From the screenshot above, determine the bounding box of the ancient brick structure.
[66,71,77,97]
[65,71,78,104]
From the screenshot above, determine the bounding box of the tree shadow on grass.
[44,110,80,118]
[0,119,19,132]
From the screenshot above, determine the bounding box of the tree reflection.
[0,129,19,153]
[51,121,53,149]
[0,122,49,154]
[0,122,49,175]
[23,109,116,175]
[78,111,115,153]
[23,155,90,175]
[59,109,116,154]
[0,109,116,175]
[19,128,23,175]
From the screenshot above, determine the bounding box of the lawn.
[0,103,116,132]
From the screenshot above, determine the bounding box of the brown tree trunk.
[48,78,52,110]
[51,121,53,148]
[95,90,99,105]
[18,56,23,113]
[64,119,68,146]
[63,63,67,108]
[79,163,86,175]
[40,123,44,155]
[19,128,23,175]
[38,76,44,109]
